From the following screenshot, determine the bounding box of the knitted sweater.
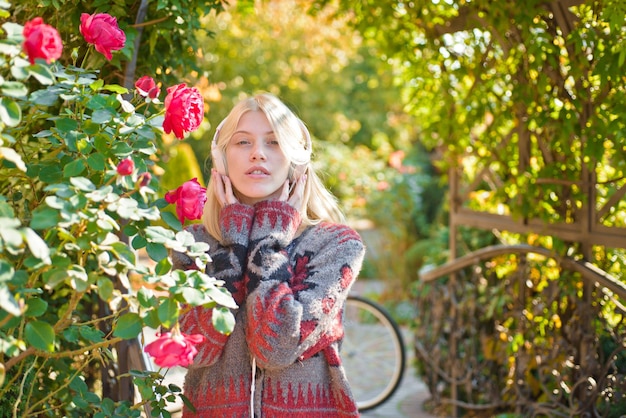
[173,200,365,417]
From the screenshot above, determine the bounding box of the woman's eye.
[233,137,250,145]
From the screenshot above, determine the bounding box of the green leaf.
[86,95,108,110]
[0,283,21,316]
[79,326,104,343]
[161,211,182,230]
[70,176,95,192]
[30,207,59,230]
[157,298,179,328]
[146,242,168,262]
[89,79,104,91]
[145,226,175,243]
[131,234,148,250]
[205,286,238,309]
[0,225,23,249]
[0,97,21,127]
[91,109,113,124]
[180,287,205,305]
[113,313,143,339]
[155,257,172,275]
[0,201,15,218]
[0,147,26,171]
[103,84,128,94]
[39,164,63,183]
[142,308,160,329]
[137,288,156,309]
[63,159,86,177]
[111,242,136,265]
[28,64,55,85]
[110,141,133,156]
[43,268,70,289]
[55,117,78,133]
[97,277,114,302]
[30,89,60,106]
[23,228,51,263]
[25,320,55,352]
[1,81,28,98]
[212,307,235,335]
[25,297,48,317]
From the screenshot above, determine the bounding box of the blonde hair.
[203,93,345,242]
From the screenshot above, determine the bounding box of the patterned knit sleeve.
[177,204,254,368]
[245,200,365,370]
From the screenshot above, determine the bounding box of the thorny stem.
[12,357,37,418]
[23,355,92,416]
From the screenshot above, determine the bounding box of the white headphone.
[211,117,311,179]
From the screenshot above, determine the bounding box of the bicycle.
[342,294,407,412]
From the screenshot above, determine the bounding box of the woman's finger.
[278,179,290,201]
[212,169,226,206]
[221,175,238,205]
[287,174,306,210]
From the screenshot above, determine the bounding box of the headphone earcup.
[289,163,307,181]
[212,120,227,175]
[212,147,226,175]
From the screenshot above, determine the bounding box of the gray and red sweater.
[173,200,365,417]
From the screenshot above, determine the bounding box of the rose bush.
[0,7,234,417]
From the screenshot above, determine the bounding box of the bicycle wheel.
[342,295,406,412]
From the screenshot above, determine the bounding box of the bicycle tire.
[342,294,406,412]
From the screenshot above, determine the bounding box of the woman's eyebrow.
[232,130,276,137]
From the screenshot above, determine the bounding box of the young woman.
[173,93,365,417]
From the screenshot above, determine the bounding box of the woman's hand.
[212,168,239,207]
[279,174,307,211]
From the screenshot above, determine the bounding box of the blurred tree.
[320,0,626,270]
[186,0,450,285]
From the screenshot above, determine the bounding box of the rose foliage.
[0,6,235,417]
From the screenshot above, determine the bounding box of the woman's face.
[225,110,291,205]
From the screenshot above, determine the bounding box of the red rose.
[79,13,126,61]
[164,178,206,224]
[135,76,160,99]
[22,18,63,65]
[138,172,152,187]
[144,331,205,368]
[116,157,134,176]
[163,84,204,139]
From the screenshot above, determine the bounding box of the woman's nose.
[250,142,267,161]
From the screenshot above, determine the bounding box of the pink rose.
[22,18,63,65]
[164,178,206,224]
[144,331,205,368]
[116,157,134,176]
[79,13,126,61]
[135,76,160,99]
[162,84,204,139]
